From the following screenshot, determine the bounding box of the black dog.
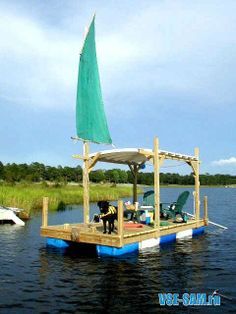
[97,201,117,234]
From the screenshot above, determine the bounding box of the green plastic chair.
[161,191,190,221]
[143,190,190,222]
[143,190,155,206]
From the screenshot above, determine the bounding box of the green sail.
[76,17,112,144]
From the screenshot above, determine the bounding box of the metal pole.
[185,212,228,230]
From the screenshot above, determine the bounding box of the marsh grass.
[0,183,138,214]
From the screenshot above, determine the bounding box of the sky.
[0,0,235,174]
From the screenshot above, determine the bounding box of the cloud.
[97,0,236,111]
[0,0,236,113]
[0,9,80,109]
[212,157,236,166]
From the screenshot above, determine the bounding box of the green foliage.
[90,170,105,183]
[0,183,135,213]
[119,170,128,183]
[0,161,235,186]
[0,161,4,180]
[0,162,82,183]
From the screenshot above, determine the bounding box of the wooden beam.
[159,152,197,163]
[88,153,101,172]
[153,137,160,230]
[133,165,138,204]
[72,154,88,160]
[128,163,135,177]
[204,196,208,225]
[128,164,139,203]
[83,142,90,224]
[117,200,124,246]
[138,149,154,158]
[194,147,200,221]
[189,160,198,174]
[159,155,165,167]
[42,197,49,227]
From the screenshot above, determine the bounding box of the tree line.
[0,161,235,186]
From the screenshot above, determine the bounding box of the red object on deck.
[124,223,144,229]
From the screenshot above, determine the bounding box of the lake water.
[0,187,235,313]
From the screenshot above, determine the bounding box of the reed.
[0,183,138,214]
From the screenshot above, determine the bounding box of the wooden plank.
[190,160,198,174]
[133,165,138,204]
[79,233,121,247]
[204,196,208,225]
[117,200,124,246]
[194,147,200,220]
[124,228,158,239]
[124,230,159,245]
[72,154,88,160]
[88,153,101,172]
[83,142,90,224]
[127,164,138,204]
[159,155,165,166]
[160,220,204,236]
[42,197,48,227]
[40,228,72,241]
[138,149,154,158]
[128,163,135,176]
[124,220,205,244]
[159,152,197,162]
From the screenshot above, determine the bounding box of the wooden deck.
[41,218,206,248]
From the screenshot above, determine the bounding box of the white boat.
[0,206,25,226]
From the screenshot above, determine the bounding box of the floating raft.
[41,196,207,257]
[41,143,209,257]
[41,219,205,257]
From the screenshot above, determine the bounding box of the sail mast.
[80,16,94,224]
[81,16,93,224]
[76,15,112,223]
[83,141,89,224]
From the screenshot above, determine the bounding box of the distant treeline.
[0,162,235,186]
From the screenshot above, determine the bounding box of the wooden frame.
[41,136,206,249]
[77,137,202,230]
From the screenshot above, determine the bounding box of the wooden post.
[204,196,208,225]
[133,165,138,204]
[42,197,48,227]
[153,137,160,230]
[83,142,90,224]
[117,200,124,246]
[194,147,200,221]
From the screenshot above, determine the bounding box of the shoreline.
[0,182,234,216]
[0,183,140,214]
